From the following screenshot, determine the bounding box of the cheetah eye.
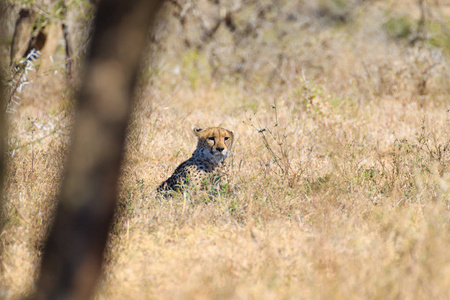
[224,137,230,141]
[208,137,215,141]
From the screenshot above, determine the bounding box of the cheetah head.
[193,127,234,164]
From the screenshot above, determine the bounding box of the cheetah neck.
[191,147,225,169]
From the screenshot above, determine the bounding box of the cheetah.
[157,127,234,194]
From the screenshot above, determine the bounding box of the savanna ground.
[1,0,450,299]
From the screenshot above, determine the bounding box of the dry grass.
[1,0,450,299]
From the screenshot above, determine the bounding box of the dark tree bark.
[60,2,74,79]
[32,0,163,299]
[9,8,34,67]
[62,21,73,78]
[0,0,7,234]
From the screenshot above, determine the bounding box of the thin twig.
[7,125,65,153]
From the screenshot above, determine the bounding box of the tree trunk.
[32,0,163,299]
[9,8,33,67]
[0,0,8,236]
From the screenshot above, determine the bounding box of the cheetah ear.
[193,127,203,136]
[227,129,234,137]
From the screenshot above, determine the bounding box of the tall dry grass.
[1,0,450,299]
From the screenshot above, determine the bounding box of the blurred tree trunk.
[9,8,34,67]
[0,0,7,235]
[62,21,73,78]
[60,2,74,79]
[32,0,163,299]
